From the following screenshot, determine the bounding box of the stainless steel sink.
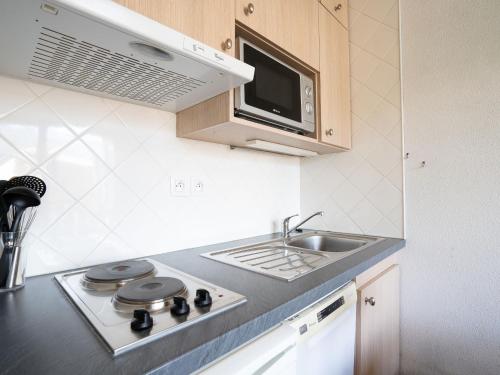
[286,234,372,252]
[201,231,382,281]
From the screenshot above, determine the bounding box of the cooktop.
[55,258,246,355]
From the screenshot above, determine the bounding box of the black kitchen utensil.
[2,187,41,233]
[0,180,9,194]
[0,180,10,232]
[9,176,47,198]
[0,244,11,287]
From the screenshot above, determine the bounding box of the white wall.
[400,0,500,374]
[301,0,404,238]
[0,76,300,276]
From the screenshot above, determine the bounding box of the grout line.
[0,133,37,173]
[349,35,400,69]
[37,235,78,269]
[349,4,399,33]
[351,75,401,114]
[0,97,38,121]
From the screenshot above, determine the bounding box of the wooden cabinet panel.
[115,0,235,55]
[321,0,349,28]
[235,0,320,69]
[356,265,400,375]
[319,5,351,148]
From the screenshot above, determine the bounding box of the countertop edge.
[149,237,405,375]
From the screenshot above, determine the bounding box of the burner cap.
[115,277,186,305]
[85,260,155,283]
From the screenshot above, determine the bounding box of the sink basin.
[286,234,371,252]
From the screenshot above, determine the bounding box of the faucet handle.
[282,214,299,237]
[283,214,299,223]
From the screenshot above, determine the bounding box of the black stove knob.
[171,296,190,316]
[194,289,212,308]
[131,309,153,331]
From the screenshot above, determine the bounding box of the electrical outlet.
[170,176,189,196]
[191,177,204,194]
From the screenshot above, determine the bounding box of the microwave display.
[243,43,302,122]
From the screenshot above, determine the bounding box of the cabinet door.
[357,265,400,375]
[235,0,320,69]
[115,0,235,55]
[320,0,349,28]
[319,5,351,148]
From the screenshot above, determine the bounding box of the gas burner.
[113,277,187,312]
[82,260,155,291]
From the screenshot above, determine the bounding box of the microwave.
[234,38,315,134]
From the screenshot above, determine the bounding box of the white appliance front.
[0,0,254,112]
[198,282,357,375]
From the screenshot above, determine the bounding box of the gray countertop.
[0,232,404,375]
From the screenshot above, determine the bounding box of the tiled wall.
[0,0,403,276]
[0,75,300,276]
[301,0,404,237]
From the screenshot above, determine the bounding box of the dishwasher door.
[198,282,357,375]
[291,303,356,374]
[284,281,357,375]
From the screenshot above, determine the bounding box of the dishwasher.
[199,282,357,375]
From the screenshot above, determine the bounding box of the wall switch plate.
[171,176,190,196]
[191,177,204,194]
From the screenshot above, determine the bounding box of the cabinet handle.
[365,297,376,306]
[223,38,232,50]
[245,3,255,15]
[334,3,342,11]
[326,128,334,136]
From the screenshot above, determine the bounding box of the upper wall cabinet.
[116,0,352,156]
[319,4,351,149]
[114,0,236,55]
[235,0,320,70]
[320,0,349,28]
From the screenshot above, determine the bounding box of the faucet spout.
[282,211,324,238]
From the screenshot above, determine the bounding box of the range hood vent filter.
[29,27,206,107]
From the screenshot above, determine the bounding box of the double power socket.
[170,176,204,196]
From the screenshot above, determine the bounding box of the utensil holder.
[0,231,28,292]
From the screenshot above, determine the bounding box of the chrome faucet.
[282,211,324,238]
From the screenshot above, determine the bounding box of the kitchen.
[0,0,498,374]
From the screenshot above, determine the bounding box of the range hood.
[0,0,254,112]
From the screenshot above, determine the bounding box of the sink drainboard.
[202,244,331,281]
[201,232,383,282]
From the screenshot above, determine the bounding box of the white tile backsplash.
[0,0,403,276]
[0,137,34,176]
[41,140,110,199]
[0,75,300,276]
[42,88,114,134]
[301,0,404,238]
[0,76,36,117]
[40,203,110,264]
[82,113,140,169]
[0,99,76,164]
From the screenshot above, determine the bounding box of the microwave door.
[240,43,303,128]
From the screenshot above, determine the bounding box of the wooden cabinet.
[319,4,351,149]
[114,0,235,55]
[320,0,349,28]
[235,0,320,69]
[356,264,400,375]
[117,0,352,155]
